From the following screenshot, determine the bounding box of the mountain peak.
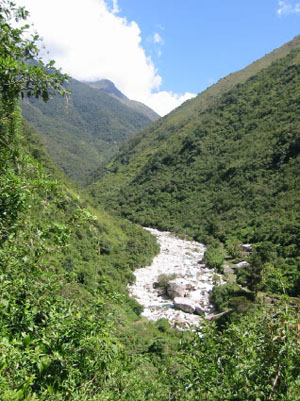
[85,79,127,99]
[84,78,160,121]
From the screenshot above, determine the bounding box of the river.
[128,228,217,329]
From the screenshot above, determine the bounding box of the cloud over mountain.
[17,0,195,115]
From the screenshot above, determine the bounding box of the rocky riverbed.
[128,228,219,329]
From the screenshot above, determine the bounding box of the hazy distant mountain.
[85,79,159,122]
[21,78,159,184]
[86,79,127,99]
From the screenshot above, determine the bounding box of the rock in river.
[167,279,187,299]
[173,297,196,314]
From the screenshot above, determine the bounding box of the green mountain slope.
[1,3,299,398]
[1,98,181,399]
[86,79,128,99]
[21,78,159,184]
[2,103,299,401]
[90,35,300,172]
[91,37,300,296]
[86,79,160,122]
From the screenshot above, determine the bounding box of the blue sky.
[117,0,300,94]
[16,0,300,115]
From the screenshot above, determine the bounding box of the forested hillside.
[86,79,160,122]
[91,38,300,297]
[1,2,299,399]
[0,102,168,398]
[21,77,159,184]
[0,5,175,398]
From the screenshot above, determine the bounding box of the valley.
[91,40,300,299]
[0,2,299,399]
[21,78,159,184]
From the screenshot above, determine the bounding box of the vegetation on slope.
[86,79,160,122]
[1,108,180,399]
[0,4,173,398]
[21,77,159,184]
[1,2,299,399]
[91,41,300,297]
[2,115,300,401]
[91,34,300,176]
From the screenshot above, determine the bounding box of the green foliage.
[2,4,300,399]
[204,244,225,272]
[175,303,300,400]
[92,43,300,296]
[0,0,67,102]
[225,237,241,259]
[0,101,173,398]
[155,318,171,333]
[0,5,176,398]
[21,78,158,184]
[210,282,254,314]
[156,273,177,291]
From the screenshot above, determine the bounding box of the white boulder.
[167,279,187,299]
[173,297,196,314]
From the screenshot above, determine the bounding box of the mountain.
[3,109,299,401]
[1,95,181,398]
[85,79,127,99]
[20,78,159,184]
[85,79,160,122]
[90,35,300,297]
[2,3,299,397]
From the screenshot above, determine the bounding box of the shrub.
[156,273,177,291]
[210,282,254,313]
[225,237,241,259]
[155,318,171,333]
[204,244,225,272]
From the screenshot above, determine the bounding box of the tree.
[0,0,68,105]
[0,0,68,243]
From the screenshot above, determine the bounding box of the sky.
[14,0,300,116]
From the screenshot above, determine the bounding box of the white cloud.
[153,32,164,57]
[145,91,196,117]
[110,0,119,14]
[153,32,163,44]
[277,0,300,15]
[15,0,196,116]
